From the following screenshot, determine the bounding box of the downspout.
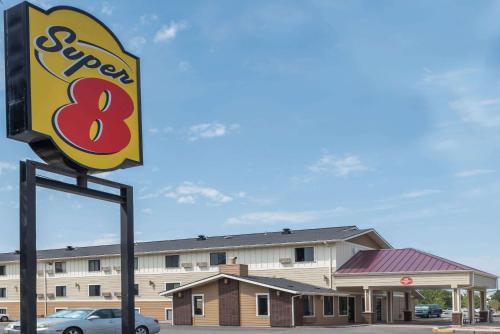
[291,295,300,327]
[43,262,48,317]
[323,241,333,289]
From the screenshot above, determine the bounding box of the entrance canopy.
[333,248,497,290]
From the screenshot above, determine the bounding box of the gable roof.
[160,273,340,296]
[0,226,389,262]
[335,248,497,278]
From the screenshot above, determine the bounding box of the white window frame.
[88,284,101,297]
[294,247,315,263]
[164,282,181,291]
[0,288,6,299]
[323,296,334,317]
[0,266,6,276]
[338,296,354,317]
[0,308,8,315]
[54,307,67,313]
[54,261,66,274]
[165,308,173,322]
[55,285,67,298]
[255,293,270,317]
[303,295,315,317]
[192,294,205,317]
[134,308,141,314]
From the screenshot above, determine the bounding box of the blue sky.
[0,0,499,276]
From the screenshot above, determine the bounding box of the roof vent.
[282,228,292,235]
[14,250,20,255]
[197,235,207,241]
[66,246,75,251]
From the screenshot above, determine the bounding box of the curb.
[432,328,455,333]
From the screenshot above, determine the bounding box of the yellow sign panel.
[5,3,142,172]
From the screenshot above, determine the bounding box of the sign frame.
[4,1,143,173]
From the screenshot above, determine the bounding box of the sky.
[0,0,499,276]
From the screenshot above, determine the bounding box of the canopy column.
[452,287,463,326]
[467,289,475,324]
[403,291,412,321]
[479,290,489,323]
[362,288,374,324]
[386,291,393,323]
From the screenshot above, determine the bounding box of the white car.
[0,312,9,322]
[4,308,160,334]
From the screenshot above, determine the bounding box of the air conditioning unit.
[37,270,44,276]
[46,269,54,275]
[113,266,121,272]
[114,292,122,298]
[197,262,208,267]
[101,266,111,272]
[37,294,45,299]
[181,262,193,268]
[46,293,55,299]
[102,292,112,297]
[279,258,292,264]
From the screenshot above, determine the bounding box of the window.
[134,284,139,296]
[92,309,114,319]
[56,286,66,297]
[165,255,180,268]
[134,257,139,270]
[323,296,334,316]
[88,260,101,272]
[165,282,181,291]
[303,295,315,316]
[134,308,141,314]
[165,308,173,321]
[89,285,101,297]
[209,252,226,266]
[0,288,6,298]
[256,294,269,316]
[295,247,314,262]
[192,295,204,316]
[339,297,348,316]
[54,308,67,313]
[0,266,5,276]
[0,309,6,315]
[54,262,66,273]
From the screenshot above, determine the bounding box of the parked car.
[0,312,9,322]
[415,304,443,318]
[3,308,160,334]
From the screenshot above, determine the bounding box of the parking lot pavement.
[0,322,446,333]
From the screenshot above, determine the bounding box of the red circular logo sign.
[400,276,413,285]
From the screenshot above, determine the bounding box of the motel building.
[0,226,497,328]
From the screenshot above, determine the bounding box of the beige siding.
[334,272,471,288]
[192,281,219,326]
[250,267,331,288]
[239,282,270,327]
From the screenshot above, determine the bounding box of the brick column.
[479,290,489,323]
[362,288,375,324]
[451,288,463,326]
[403,292,412,321]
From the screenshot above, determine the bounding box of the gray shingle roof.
[0,226,370,262]
[239,275,336,295]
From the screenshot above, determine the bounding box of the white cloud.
[178,61,192,72]
[101,2,114,16]
[227,208,348,225]
[0,185,13,192]
[129,36,147,52]
[188,123,239,141]
[139,182,234,205]
[140,14,159,25]
[309,153,369,176]
[454,169,495,178]
[402,189,442,199]
[0,162,16,175]
[148,128,159,135]
[141,208,153,215]
[450,97,500,128]
[154,21,187,43]
[166,182,233,204]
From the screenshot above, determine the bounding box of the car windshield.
[416,305,429,310]
[47,309,93,319]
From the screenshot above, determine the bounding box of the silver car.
[4,308,160,334]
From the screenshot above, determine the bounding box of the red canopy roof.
[336,248,488,275]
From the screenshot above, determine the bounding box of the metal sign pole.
[19,161,37,334]
[19,160,135,334]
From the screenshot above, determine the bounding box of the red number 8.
[53,77,134,154]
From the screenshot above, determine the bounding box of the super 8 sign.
[5,2,142,172]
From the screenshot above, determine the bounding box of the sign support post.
[19,160,135,334]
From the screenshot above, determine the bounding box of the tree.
[491,290,500,303]
[461,292,480,309]
[490,299,500,311]
[417,289,452,309]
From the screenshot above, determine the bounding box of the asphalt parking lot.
[0,323,438,334]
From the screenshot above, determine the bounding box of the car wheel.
[0,316,7,322]
[136,326,149,334]
[63,327,83,334]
